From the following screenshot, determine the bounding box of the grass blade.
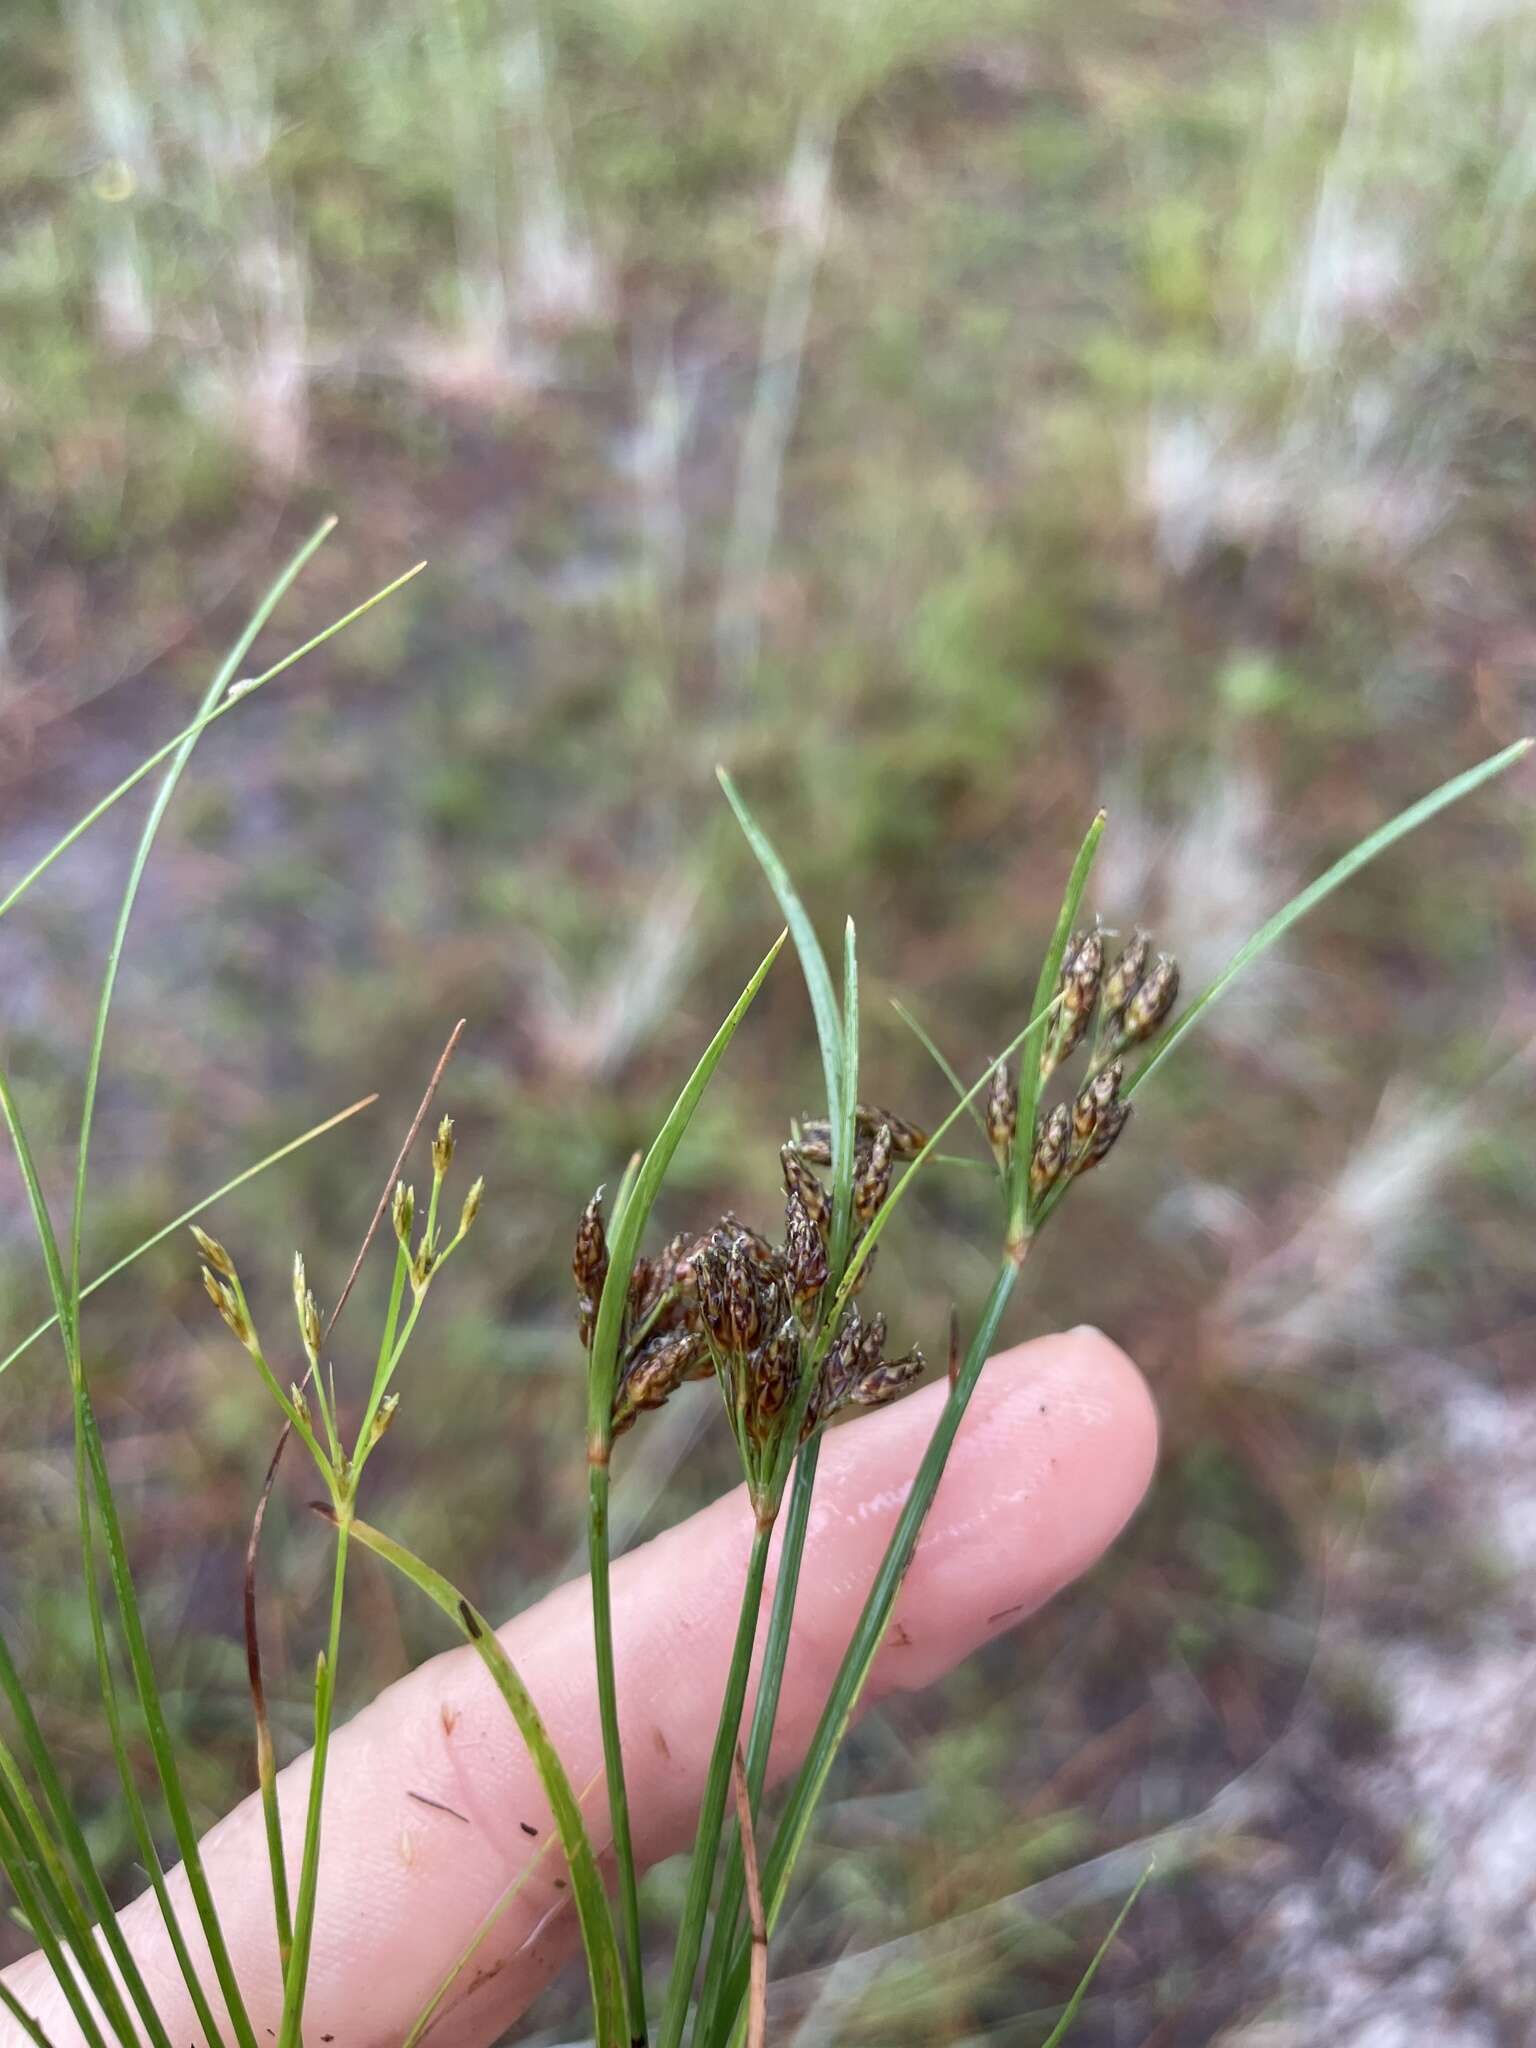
[582,928,785,2045]
[0,547,426,927]
[828,918,859,1275]
[0,1980,61,2048]
[716,769,843,1135]
[1037,1862,1153,2048]
[1009,811,1106,1247]
[0,1093,378,1379]
[889,997,991,1154]
[341,1514,629,2048]
[1127,739,1532,1098]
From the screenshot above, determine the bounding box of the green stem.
[656,1521,774,2048]
[0,1794,111,2048]
[690,1434,821,2046]
[276,1518,350,2048]
[712,1261,1020,2028]
[589,1458,648,2046]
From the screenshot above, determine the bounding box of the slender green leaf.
[1128,739,1532,1098]
[889,997,991,1153]
[1037,1863,1154,2048]
[0,1978,61,2048]
[1011,812,1106,1240]
[276,1533,349,2048]
[717,770,843,1134]
[656,1524,774,2048]
[586,927,786,1442]
[0,547,425,927]
[343,1515,629,2048]
[0,1093,377,1379]
[828,918,859,1274]
[0,1628,175,2048]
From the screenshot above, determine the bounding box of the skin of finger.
[0,1326,1156,2048]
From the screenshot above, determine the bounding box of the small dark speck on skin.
[520,1820,538,1837]
[653,1726,671,1760]
[441,1701,459,1736]
[554,1877,567,1889]
[1039,1402,1047,1414]
[890,1621,913,1647]
[987,1601,1026,1625]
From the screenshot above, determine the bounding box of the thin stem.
[656,1522,774,2048]
[589,1459,648,2046]
[690,1434,821,2046]
[276,1518,350,2048]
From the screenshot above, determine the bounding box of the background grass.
[3,0,1536,2041]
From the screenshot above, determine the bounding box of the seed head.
[853,1123,893,1225]
[984,1063,1018,1165]
[572,1187,608,1299]
[289,1382,312,1431]
[1029,1103,1072,1203]
[725,1235,766,1352]
[858,1105,927,1159]
[458,1176,484,1237]
[392,1181,415,1246]
[367,1391,401,1449]
[1121,953,1180,1044]
[785,1189,829,1317]
[1077,1099,1132,1174]
[190,1225,236,1281]
[1041,930,1103,1079]
[432,1116,455,1179]
[781,1144,831,1235]
[292,1253,322,1364]
[613,1330,707,1435]
[202,1265,252,1347]
[1072,1058,1123,1142]
[854,1348,926,1408]
[794,1119,834,1167]
[1102,930,1150,1019]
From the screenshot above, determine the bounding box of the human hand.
[0,1327,1155,2048]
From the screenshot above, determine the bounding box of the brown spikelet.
[1121,953,1180,1043]
[853,1348,926,1408]
[1102,929,1150,1020]
[1029,1103,1072,1202]
[984,1063,1017,1165]
[573,1187,608,1297]
[853,1123,893,1225]
[781,1144,831,1235]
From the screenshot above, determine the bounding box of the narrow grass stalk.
[589,1459,648,2046]
[0,1064,259,2048]
[0,1979,60,2048]
[827,919,859,1279]
[0,1626,175,2048]
[0,1790,111,2048]
[889,997,992,1156]
[583,932,788,2047]
[0,546,425,927]
[246,1435,296,1978]
[0,1747,138,2044]
[1037,1863,1154,2048]
[0,1093,377,1380]
[689,1434,822,2046]
[712,1262,1020,2031]
[400,1770,605,2048]
[275,1522,349,2048]
[656,1521,774,2048]
[341,1515,629,2048]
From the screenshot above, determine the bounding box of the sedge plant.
[0,534,1527,2047]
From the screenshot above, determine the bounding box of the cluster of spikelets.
[986,927,1180,1209]
[573,1107,928,1455]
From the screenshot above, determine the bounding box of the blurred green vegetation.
[3,0,1536,2040]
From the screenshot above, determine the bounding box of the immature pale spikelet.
[367,1391,401,1449]
[1029,1103,1072,1202]
[191,1225,237,1282]
[854,1122,893,1225]
[432,1115,455,1179]
[458,1176,484,1237]
[292,1253,322,1365]
[984,1063,1018,1167]
[201,1263,252,1347]
[392,1181,415,1247]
